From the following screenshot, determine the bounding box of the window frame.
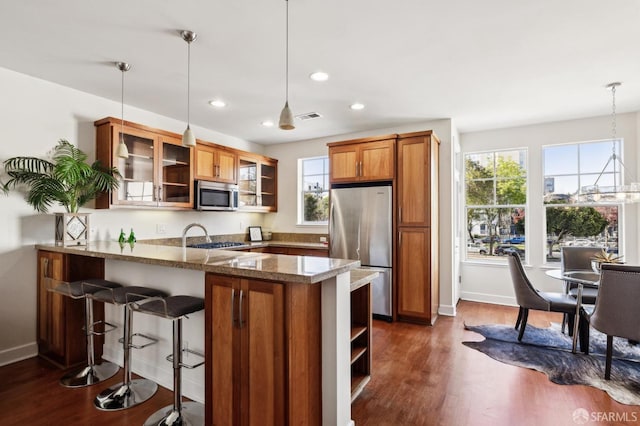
[542,138,624,264]
[297,155,330,226]
[463,148,528,263]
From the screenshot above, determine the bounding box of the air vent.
[295,112,323,121]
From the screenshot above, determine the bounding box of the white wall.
[0,67,268,365]
[264,119,457,317]
[459,113,640,306]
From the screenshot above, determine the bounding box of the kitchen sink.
[188,241,247,249]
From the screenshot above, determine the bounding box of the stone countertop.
[236,241,329,250]
[350,269,379,292]
[36,241,358,284]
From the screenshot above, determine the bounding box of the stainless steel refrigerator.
[329,183,393,320]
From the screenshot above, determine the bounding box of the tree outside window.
[465,149,527,261]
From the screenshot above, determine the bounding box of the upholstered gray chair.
[580,264,640,380]
[508,252,585,344]
[561,246,602,303]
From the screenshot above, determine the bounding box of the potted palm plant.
[2,139,120,245]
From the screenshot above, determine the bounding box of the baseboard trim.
[0,342,38,367]
[438,304,457,317]
[459,291,516,307]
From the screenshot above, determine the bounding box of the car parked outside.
[504,236,525,244]
[467,242,488,255]
[494,245,525,256]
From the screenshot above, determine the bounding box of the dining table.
[545,268,600,352]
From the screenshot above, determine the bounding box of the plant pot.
[55,212,90,246]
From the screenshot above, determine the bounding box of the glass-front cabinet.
[238,153,277,212]
[95,118,194,209]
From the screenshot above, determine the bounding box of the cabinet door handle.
[42,258,50,278]
[238,290,244,329]
[359,161,363,177]
[231,289,236,327]
[399,207,402,223]
[398,231,402,246]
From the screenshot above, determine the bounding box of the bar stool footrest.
[166,348,205,369]
[85,319,118,336]
[118,332,158,349]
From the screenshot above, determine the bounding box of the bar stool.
[130,295,205,426]
[91,286,168,411]
[48,278,122,387]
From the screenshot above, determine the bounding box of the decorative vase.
[55,212,90,246]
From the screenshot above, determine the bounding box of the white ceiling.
[1,0,639,145]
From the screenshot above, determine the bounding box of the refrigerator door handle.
[356,222,361,260]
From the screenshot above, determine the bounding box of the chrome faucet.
[182,223,211,248]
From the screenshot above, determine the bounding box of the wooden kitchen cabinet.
[328,136,395,183]
[350,280,371,401]
[195,142,237,184]
[396,130,440,324]
[95,117,194,209]
[205,274,321,426]
[37,250,105,368]
[397,131,439,227]
[238,153,278,212]
[397,228,438,324]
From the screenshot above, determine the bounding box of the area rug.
[463,323,640,405]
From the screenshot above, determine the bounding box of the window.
[464,149,527,261]
[543,139,621,263]
[299,156,329,224]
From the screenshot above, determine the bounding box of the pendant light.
[580,82,640,203]
[116,62,131,159]
[181,30,197,147]
[278,0,295,130]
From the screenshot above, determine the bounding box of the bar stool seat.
[50,278,122,388]
[131,295,205,426]
[92,286,168,411]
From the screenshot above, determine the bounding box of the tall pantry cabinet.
[396,131,440,324]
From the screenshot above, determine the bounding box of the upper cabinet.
[95,117,279,212]
[95,117,194,209]
[238,153,278,212]
[397,131,439,227]
[195,142,237,184]
[327,136,395,183]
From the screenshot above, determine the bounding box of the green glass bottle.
[128,228,136,244]
[118,228,126,244]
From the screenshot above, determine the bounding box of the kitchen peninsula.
[36,241,361,426]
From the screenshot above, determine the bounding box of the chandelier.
[579,82,640,203]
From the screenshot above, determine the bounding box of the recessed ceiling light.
[208,99,226,108]
[309,71,329,82]
[350,103,365,110]
[261,120,274,127]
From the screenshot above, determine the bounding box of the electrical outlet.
[319,236,327,243]
[156,224,166,234]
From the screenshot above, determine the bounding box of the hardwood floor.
[0,301,636,425]
[352,301,636,426]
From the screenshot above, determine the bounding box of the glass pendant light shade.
[181,30,197,147]
[116,139,129,158]
[116,61,131,159]
[279,101,294,130]
[182,125,196,147]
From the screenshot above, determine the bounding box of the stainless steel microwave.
[194,180,239,211]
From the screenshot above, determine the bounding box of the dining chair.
[559,246,601,333]
[508,252,586,346]
[560,246,601,303]
[579,264,640,380]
